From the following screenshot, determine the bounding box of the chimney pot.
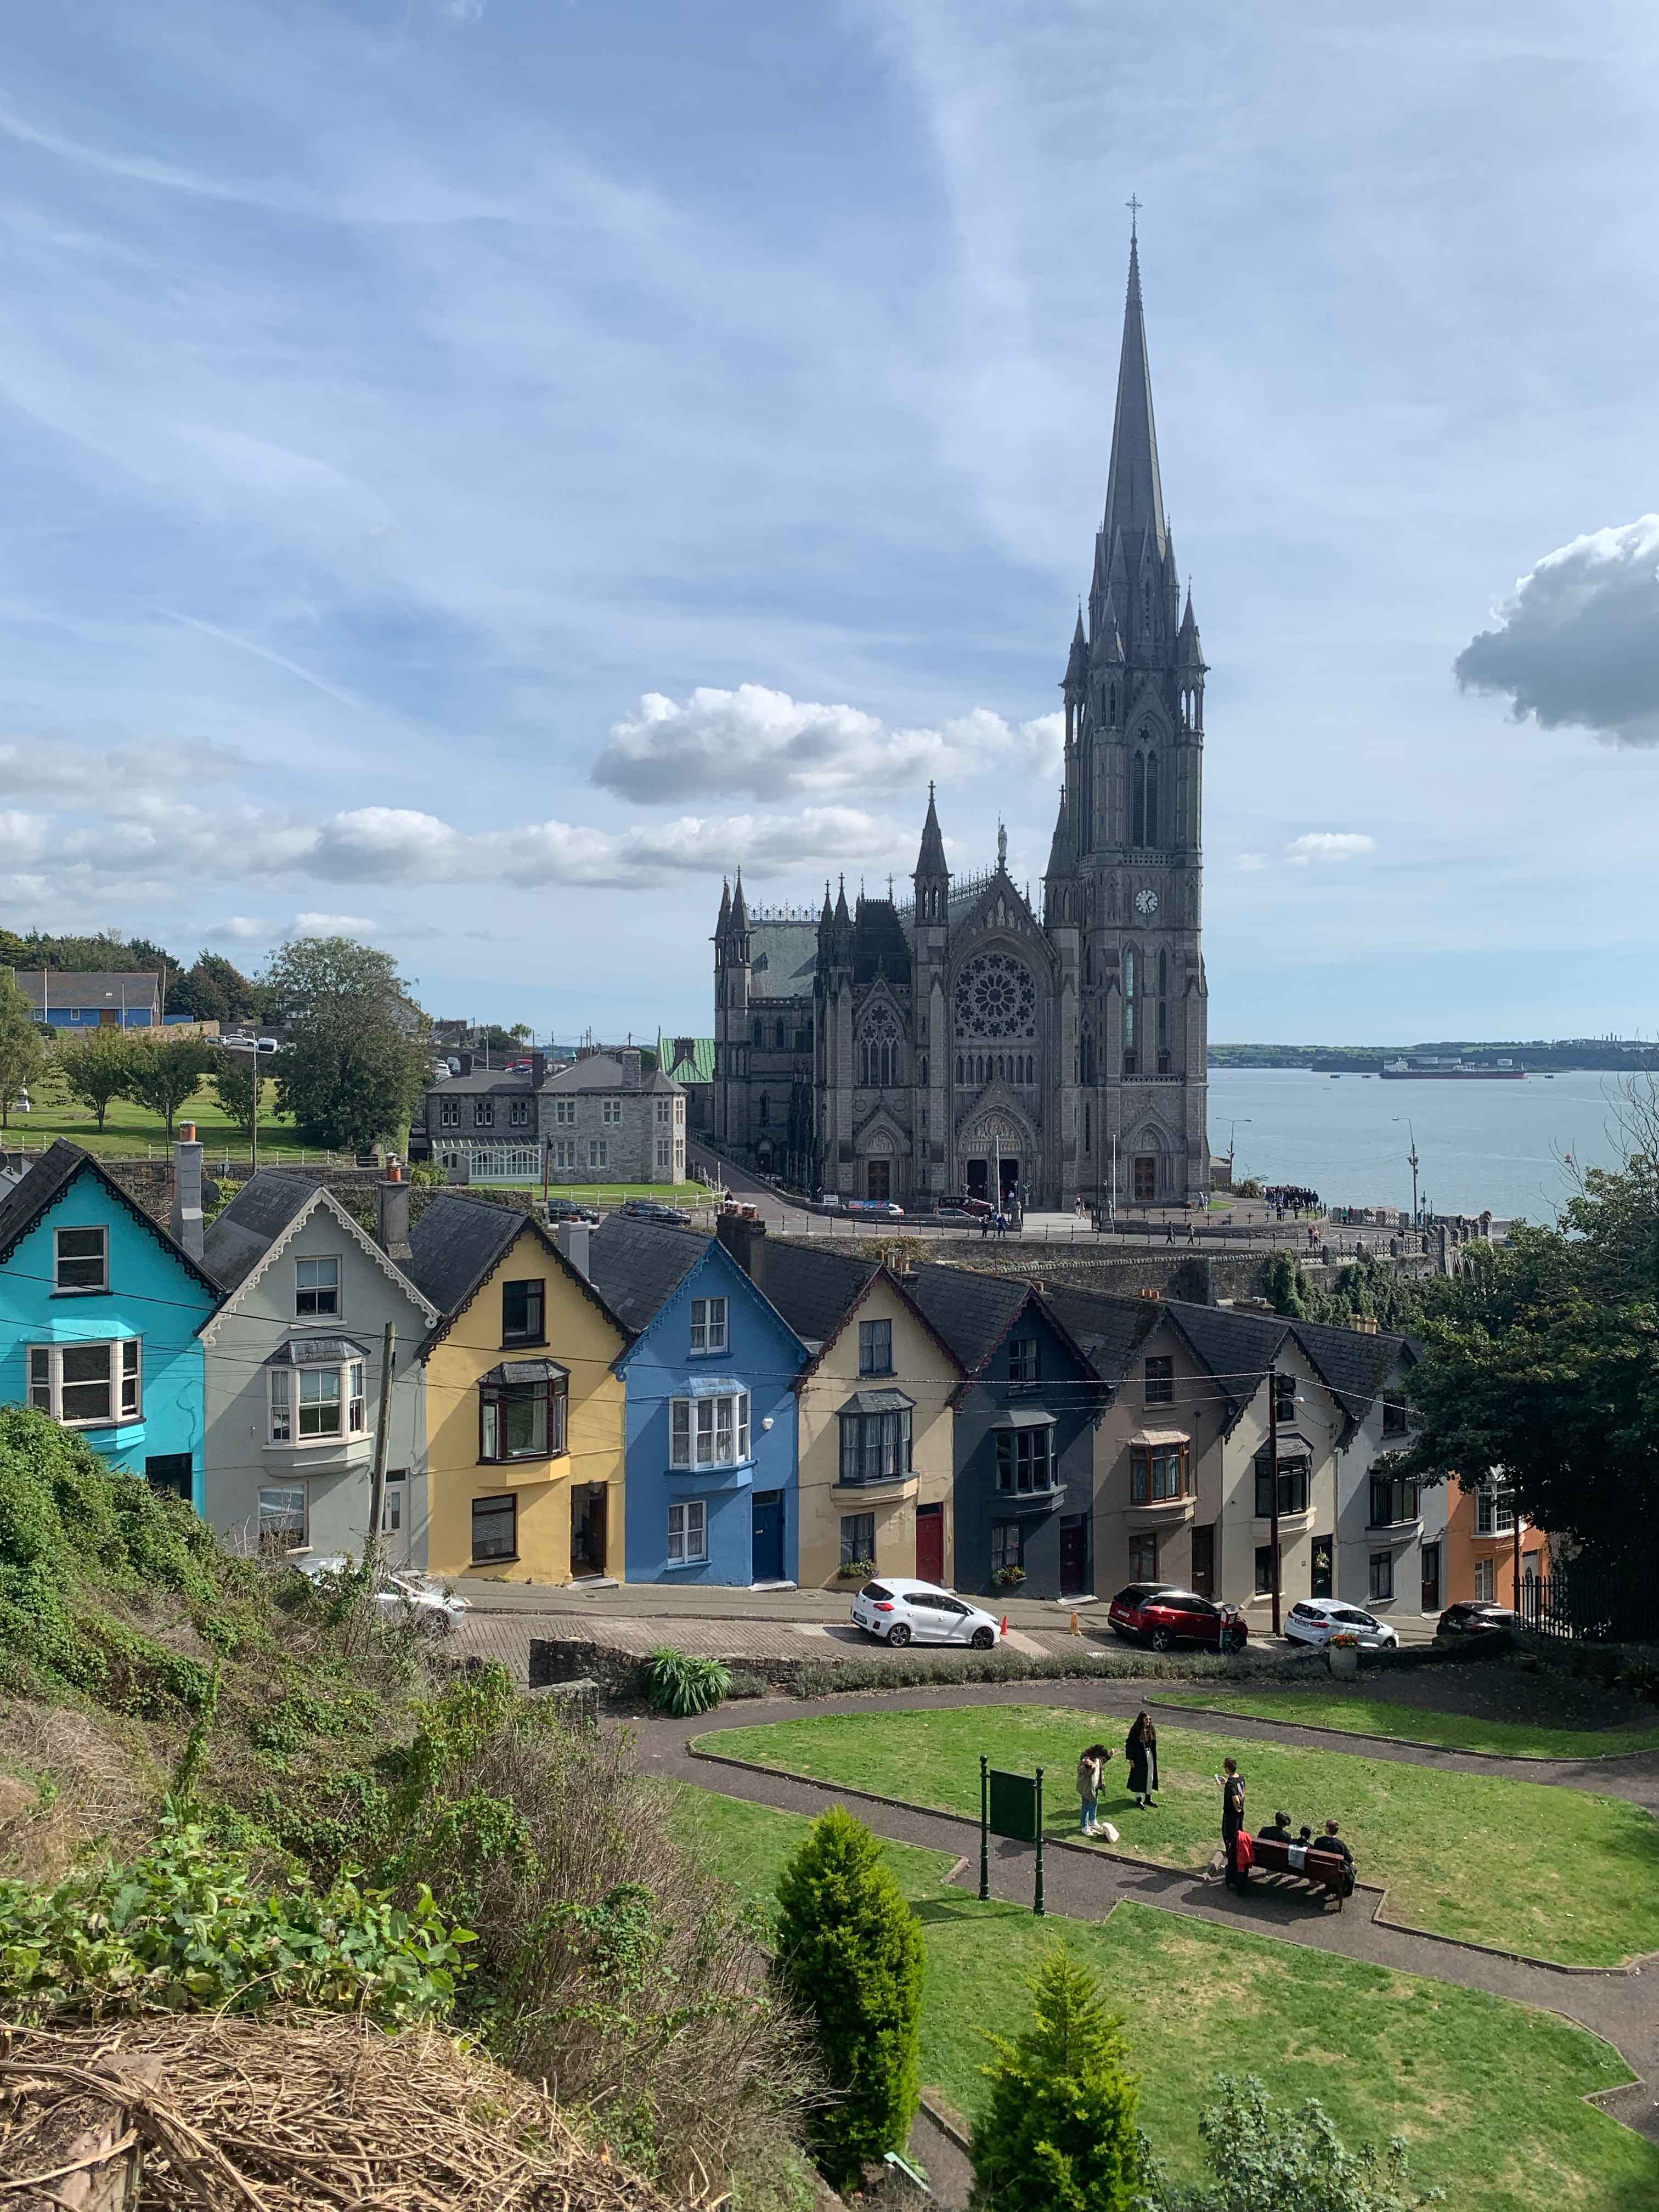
[377,1161,413,1262]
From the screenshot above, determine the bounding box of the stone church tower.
[1044,227,1209,1209]
[711,232,1210,1211]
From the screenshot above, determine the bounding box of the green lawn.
[696,1706,1659,1966]
[1153,1687,1659,1761]
[674,1786,1658,2212]
[10,1076,315,1161]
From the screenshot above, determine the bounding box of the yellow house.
[409,1196,630,1583]
[718,1231,964,1589]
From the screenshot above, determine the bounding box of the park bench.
[1247,1832,1355,1907]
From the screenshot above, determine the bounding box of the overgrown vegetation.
[775,1807,924,2189]
[1261,1248,1431,1334]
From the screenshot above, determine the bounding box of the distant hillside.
[1209,1041,1659,1073]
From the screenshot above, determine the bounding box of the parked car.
[1436,1599,1517,1638]
[620,1198,692,1225]
[544,1196,601,1224]
[848,1199,905,1217]
[1284,1600,1400,1651]
[933,1205,979,1224]
[297,1558,470,1636]
[1107,1583,1248,1654]
[851,1578,1002,1650]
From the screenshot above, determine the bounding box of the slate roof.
[1286,1315,1413,1423]
[746,922,817,1000]
[0,1138,222,1301]
[1159,1300,1290,1417]
[405,1192,531,1319]
[427,1068,535,1097]
[202,1170,320,1291]
[758,1243,879,1350]
[587,1215,712,1335]
[16,970,161,1015]
[542,1052,681,1097]
[1040,1284,1160,1384]
[907,1262,1034,1376]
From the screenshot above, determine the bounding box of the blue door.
[752,1489,785,1583]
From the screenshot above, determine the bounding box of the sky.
[1,0,1657,1045]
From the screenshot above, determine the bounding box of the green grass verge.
[696,1706,1659,1967]
[673,1786,1657,2212]
[13,1077,312,1160]
[1152,1686,1659,1761]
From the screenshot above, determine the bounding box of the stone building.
[711,232,1209,1210]
[419,1047,686,1187]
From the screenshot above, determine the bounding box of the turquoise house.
[0,1141,222,1505]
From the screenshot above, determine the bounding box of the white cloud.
[290,911,379,938]
[1455,516,1659,746]
[1285,833,1375,865]
[206,915,270,941]
[590,684,1062,803]
[1235,851,1268,872]
[0,736,245,799]
[0,810,48,864]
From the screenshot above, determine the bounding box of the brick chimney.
[554,1218,591,1282]
[171,1122,204,1262]
[716,1209,766,1289]
[377,1158,412,1262]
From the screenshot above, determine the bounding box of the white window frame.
[657,1139,670,1169]
[667,1498,708,1566]
[53,1224,109,1294]
[294,1255,341,1319]
[690,1296,729,1356]
[554,1138,577,1170]
[1476,1486,1515,1537]
[27,1338,142,1426]
[554,1098,575,1125]
[602,1096,623,1125]
[475,1099,495,1130]
[509,1098,531,1128]
[588,1138,608,1170]
[669,1389,751,1469]
[268,1357,369,1446]
[258,1485,307,1554]
[1475,1556,1496,1602]
[656,1097,672,1125]
[439,1099,461,1128]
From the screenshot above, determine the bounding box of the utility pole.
[365,1322,396,1575]
[1267,1359,1283,1638]
[1512,1503,1522,1615]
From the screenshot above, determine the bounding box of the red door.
[916,1504,945,1584]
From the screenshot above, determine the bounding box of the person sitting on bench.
[1260,1810,1295,1844]
[1317,1819,1353,1867]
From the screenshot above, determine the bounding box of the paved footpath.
[634,1680,1659,2148]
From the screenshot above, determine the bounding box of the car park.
[851,1577,1002,1649]
[1436,1599,1517,1638]
[1107,1582,1248,1653]
[1284,1600,1399,1650]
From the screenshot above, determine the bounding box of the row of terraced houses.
[0,1135,1540,1621]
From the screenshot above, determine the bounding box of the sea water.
[1207,1068,1648,1222]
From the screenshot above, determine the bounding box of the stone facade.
[711,234,1208,1210]
[421,1047,686,1186]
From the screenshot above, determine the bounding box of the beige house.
[714,1224,965,1588]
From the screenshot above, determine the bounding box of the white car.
[1285,1600,1399,1650]
[851,1577,1002,1650]
[298,1556,471,1637]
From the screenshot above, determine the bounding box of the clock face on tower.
[1135,888,1159,917]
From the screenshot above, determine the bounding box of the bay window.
[266,1341,370,1447]
[838,1400,913,1485]
[1255,1454,1310,1517]
[27,1338,142,1426]
[1131,1440,1189,1502]
[669,1389,751,1469]
[1369,1475,1420,1528]
[479,1361,568,1463]
[996,1422,1057,1495]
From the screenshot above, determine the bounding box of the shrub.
[837,1559,876,1579]
[969,1947,1142,2211]
[645,1646,732,1716]
[0,1816,472,2026]
[1143,2073,1444,2210]
[775,1807,924,2189]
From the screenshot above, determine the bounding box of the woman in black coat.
[1126,1711,1159,1807]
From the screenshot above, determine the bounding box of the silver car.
[851,1577,1002,1650]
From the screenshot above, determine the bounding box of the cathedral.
[712,233,1210,1211]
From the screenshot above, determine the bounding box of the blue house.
[0,1141,222,1505]
[588,1215,808,1585]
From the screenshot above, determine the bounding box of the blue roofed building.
[588,1214,808,1585]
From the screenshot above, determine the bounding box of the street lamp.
[1393,1118,1420,1226]
[217,1034,278,1176]
[1227,1119,1251,1186]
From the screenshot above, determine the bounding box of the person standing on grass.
[1125,1712,1158,1808]
[1221,1757,1248,1890]
[1075,1742,1110,1835]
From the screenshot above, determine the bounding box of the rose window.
[953,951,1037,1040]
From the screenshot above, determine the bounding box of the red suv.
[1108,1582,1248,1654]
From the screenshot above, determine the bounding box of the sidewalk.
[460,1576,1093,1632]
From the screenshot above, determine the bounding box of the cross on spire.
[1126,193,1142,240]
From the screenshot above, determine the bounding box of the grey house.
[419,1047,686,1187]
[199,1170,437,1565]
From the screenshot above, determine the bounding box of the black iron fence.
[1517,1567,1655,1644]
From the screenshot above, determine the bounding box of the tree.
[264,936,430,1153]
[125,1036,216,1139]
[1386,1102,1659,1575]
[774,1807,925,2188]
[0,972,46,1131]
[170,951,261,1026]
[968,1948,1142,2212]
[1144,2073,1441,2211]
[212,1057,263,1145]
[56,1029,139,1132]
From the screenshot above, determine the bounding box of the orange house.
[1443,1477,1550,1610]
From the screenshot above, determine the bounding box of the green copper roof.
[657,1031,715,1085]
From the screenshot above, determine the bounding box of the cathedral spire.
[1098,230,1167,569]
[716,877,732,937]
[730,868,748,929]
[914,780,948,880]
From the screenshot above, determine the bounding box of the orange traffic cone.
[999,1615,1008,1637]
[1070,1610,1082,1637]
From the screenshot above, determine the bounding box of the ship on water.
[1379,1056,1526,1081]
